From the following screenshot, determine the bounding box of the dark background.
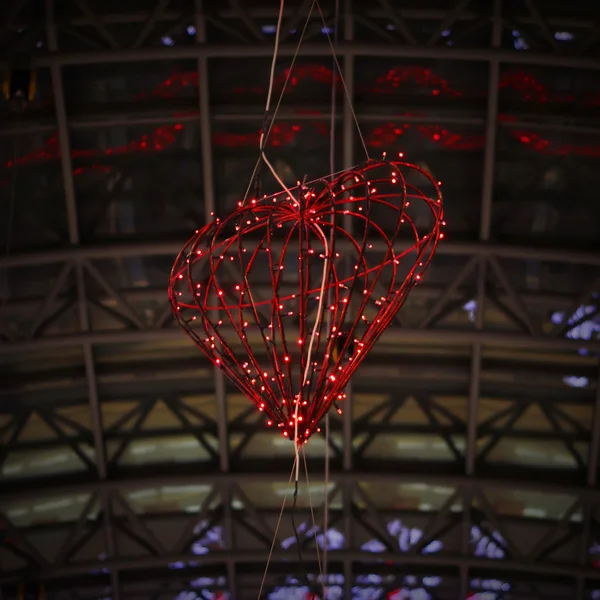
[1,1,600,599]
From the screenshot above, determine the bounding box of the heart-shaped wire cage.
[169,158,445,442]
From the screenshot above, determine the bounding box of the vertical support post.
[584,363,600,599]
[342,2,355,596]
[588,362,600,486]
[464,3,502,595]
[45,2,118,598]
[465,0,502,477]
[459,485,473,598]
[195,3,234,597]
[479,0,502,243]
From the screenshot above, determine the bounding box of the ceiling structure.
[1,0,600,599]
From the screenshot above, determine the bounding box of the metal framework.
[1,1,600,599]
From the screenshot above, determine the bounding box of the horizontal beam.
[1,468,598,504]
[1,323,598,355]
[2,239,600,270]
[2,107,597,138]
[30,548,600,582]
[0,283,577,320]
[8,42,600,71]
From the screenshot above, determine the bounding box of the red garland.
[169,158,445,442]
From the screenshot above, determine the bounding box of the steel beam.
[5,41,600,71]
[0,468,598,503]
[45,2,118,597]
[26,548,600,582]
[1,324,599,355]
[3,239,600,270]
[7,110,600,138]
[588,361,600,486]
[466,0,502,477]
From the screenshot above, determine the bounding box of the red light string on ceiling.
[4,66,599,179]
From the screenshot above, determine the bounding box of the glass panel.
[360,433,464,463]
[355,58,488,114]
[352,573,454,600]
[484,437,587,470]
[238,480,335,509]
[479,487,579,520]
[499,64,600,122]
[354,9,492,48]
[0,492,97,527]
[107,434,217,466]
[212,118,343,217]
[94,338,213,369]
[2,263,80,339]
[63,60,198,108]
[493,124,600,243]
[1,446,93,480]
[180,394,220,421]
[125,484,217,514]
[87,254,177,290]
[357,481,458,511]
[358,119,483,236]
[232,430,340,459]
[481,356,597,396]
[0,131,67,252]
[209,57,344,109]
[69,121,202,241]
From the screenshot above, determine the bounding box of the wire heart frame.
[169,158,445,442]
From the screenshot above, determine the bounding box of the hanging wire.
[244,1,368,596]
[302,445,326,597]
[315,0,369,161]
[257,457,299,599]
[241,0,318,207]
[253,3,326,596]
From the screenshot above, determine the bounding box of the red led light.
[168,158,444,441]
[6,65,599,183]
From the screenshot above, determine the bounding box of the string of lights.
[4,65,600,178]
[169,158,444,441]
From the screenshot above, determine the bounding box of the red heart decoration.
[169,159,444,442]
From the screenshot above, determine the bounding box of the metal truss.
[1,1,600,599]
